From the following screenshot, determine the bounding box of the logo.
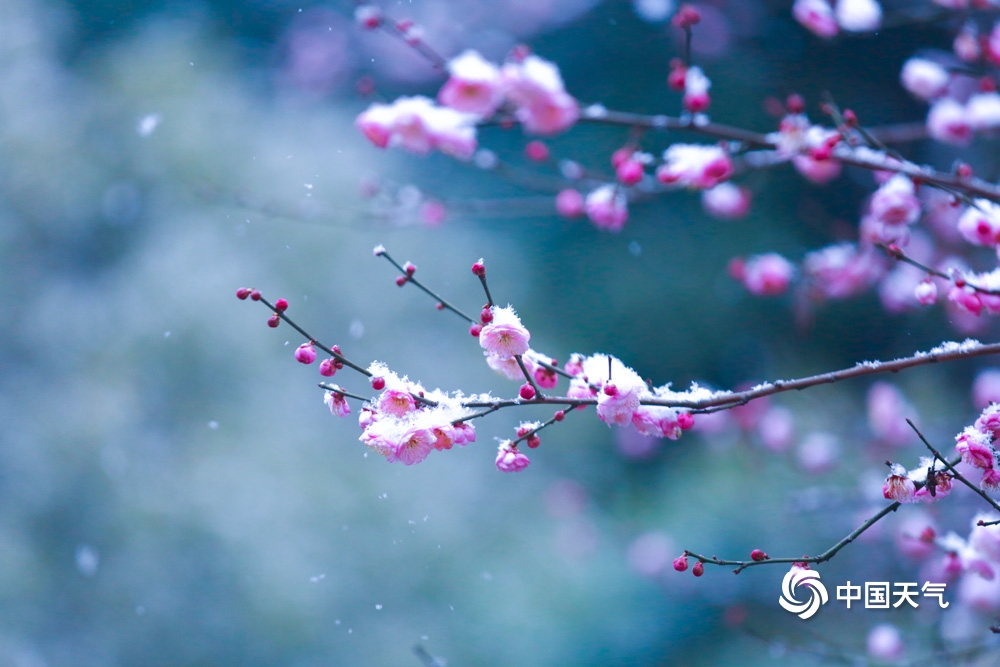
[779,568,829,619]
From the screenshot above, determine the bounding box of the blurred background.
[4,0,1000,664]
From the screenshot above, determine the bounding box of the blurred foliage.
[3,0,1000,665]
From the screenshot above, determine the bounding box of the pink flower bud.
[616,159,644,186]
[519,383,536,400]
[480,308,494,324]
[250,290,262,301]
[274,298,289,313]
[554,410,565,422]
[236,287,251,300]
[692,561,704,577]
[678,412,695,430]
[404,262,417,275]
[526,434,541,448]
[295,342,316,365]
[673,555,689,572]
[915,279,938,305]
[603,383,618,397]
[472,260,486,276]
[750,549,768,561]
[496,441,530,472]
[371,376,386,391]
[395,275,408,287]
[319,358,337,377]
[267,314,280,328]
[354,5,382,29]
[470,323,483,337]
[525,140,549,161]
[555,189,584,218]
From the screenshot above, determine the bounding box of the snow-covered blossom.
[835,0,882,33]
[957,200,1000,248]
[793,0,838,38]
[915,279,938,305]
[739,253,795,296]
[869,175,921,227]
[479,306,531,360]
[883,462,917,502]
[900,58,949,101]
[356,96,478,158]
[323,388,351,417]
[496,440,530,472]
[966,92,1000,131]
[501,55,579,135]
[802,243,884,299]
[631,405,682,439]
[584,185,629,231]
[701,183,751,219]
[295,342,317,364]
[656,144,733,189]
[927,98,972,145]
[955,426,994,469]
[580,354,646,426]
[438,50,503,117]
[683,66,711,113]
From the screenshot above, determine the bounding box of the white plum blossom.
[900,58,949,101]
[438,50,504,117]
[835,0,882,33]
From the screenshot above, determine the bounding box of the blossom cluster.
[955,403,1000,490]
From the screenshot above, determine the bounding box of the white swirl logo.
[779,568,828,619]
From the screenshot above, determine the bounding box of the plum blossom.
[927,98,972,145]
[438,50,503,117]
[479,306,531,360]
[869,175,921,227]
[883,463,917,502]
[656,144,733,189]
[739,253,795,296]
[682,66,711,113]
[584,185,629,231]
[966,92,1000,131]
[631,405,682,439]
[323,388,351,417]
[356,96,478,158]
[900,58,949,101]
[802,243,884,299]
[956,426,995,469]
[793,0,838,38]
[701,182,751,219]
[496,440,530,472]
[834,0,882,33]
[957,200,1000,248]
[580,354,646,426]
[501,55,579,135]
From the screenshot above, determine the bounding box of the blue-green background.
[3,0,1000,664]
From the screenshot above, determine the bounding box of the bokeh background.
[4,0,1000,664]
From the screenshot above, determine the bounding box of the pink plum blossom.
[584,185,629,231]
[438,50,503,117]
[479,306,531,360]
[869,175,921,227]
[957,199,1000,248]
[701,183,751,219]
[656,144,733,189]
[915,279,938,305]
[323,388,351,417]
[356,96,478,158]
[496,441,530,472]
[884,463,917,502]
[793,0,838,38]
[927,98,972,145]
[501,55,579,135]
[955,426,994,469]
[900,58,949,100]
[740,253,795,296]
[835,0,882,33]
